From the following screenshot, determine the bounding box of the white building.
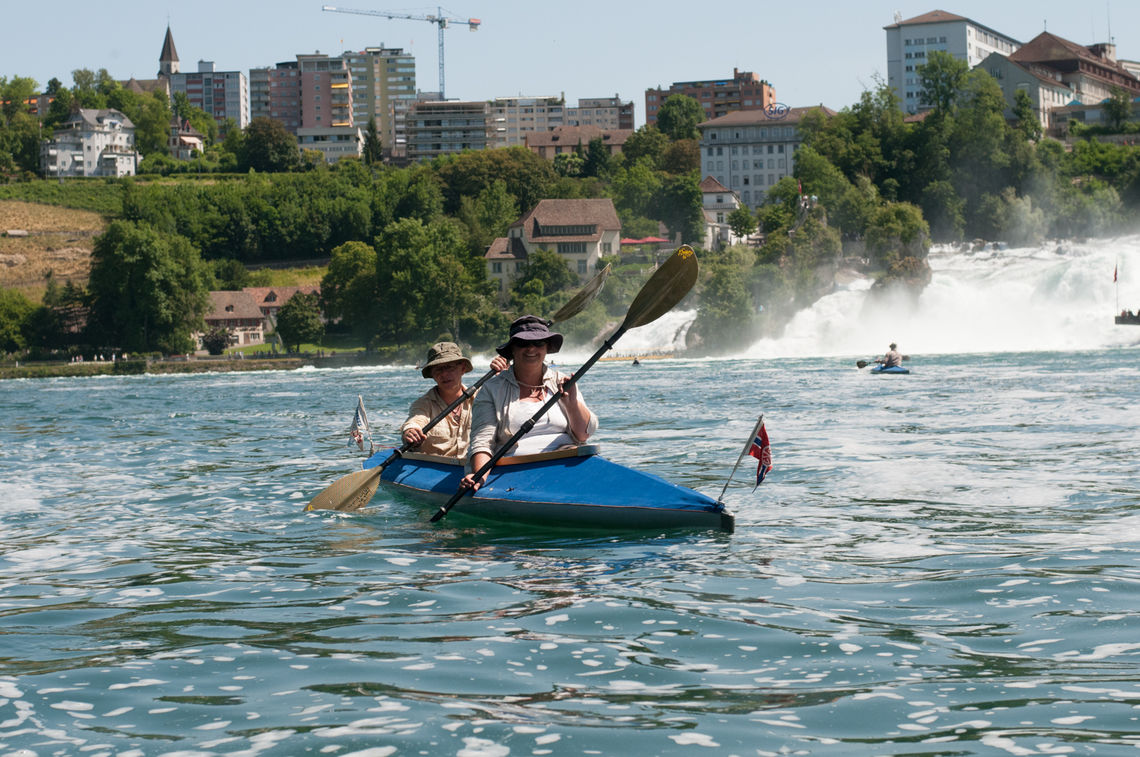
[40,109,139,178]
[697,106,836,208]
[297,125,364,162]
[976,52,1074,132]
[698,176,746,250]
[884,10,1020,113]
[488,96,565,148]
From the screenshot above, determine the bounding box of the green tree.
[552,151,584,177]
[433,146,557,215]
[0,75,41,174]
[621,125,669,168]
[653,171,704,244]
[240,117,300,172]
[274,291,324,352]
[363,117,383,164]
[865,202,930,268]
[656,94,705,141]
[1104,86,1133,132]
[320,240,377,334]
[1012,89,1042,141]
[87,221,211,353]
[692,246,755,352]
[0,288,35,353]
[660,139,700,174]
[211,258,251,290]
[513,248,577,297]
[129,90,174,157]
[917,50,969,114]
[172,90,218,145]
[727,205,756,238]
[457,179,519,253]
[582,137,612,178]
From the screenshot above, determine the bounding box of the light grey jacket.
[468,364,598,461]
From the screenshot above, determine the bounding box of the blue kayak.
[364,445,735,532]
[870,365,910,374]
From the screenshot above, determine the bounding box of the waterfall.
[743,234,1140,358]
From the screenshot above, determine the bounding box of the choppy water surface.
[2,350,1140,756]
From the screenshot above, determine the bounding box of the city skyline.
[5,1,1140,127]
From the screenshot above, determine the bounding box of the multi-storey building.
[884,10,1020,113]
[565,96,634,130]
[698,176,747,250]
[406,100,494,161]
[488,96,565,147]
[485,199,621,300]
[696,106,836,208]
[250,61,301,132]
[168,61,249,132]
[343,47,416,157]
[645,69,775,127]
[1007,32,1140,105]
[251,54,352,132]
[298,125,364,162]
[40,109,139,178]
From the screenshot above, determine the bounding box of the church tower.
[159,26,180,77]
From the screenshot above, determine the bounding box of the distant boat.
[1115,311,1140,325]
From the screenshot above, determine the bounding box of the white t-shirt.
[507,397,574,454]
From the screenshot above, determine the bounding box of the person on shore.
[400,342,508,458]
[877,343,903,369]
[461,316,597,491]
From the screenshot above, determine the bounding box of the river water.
[2,238,1139,756]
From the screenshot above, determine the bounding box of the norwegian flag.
[747,417,772,488]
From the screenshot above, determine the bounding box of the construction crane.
[322,5,480,100]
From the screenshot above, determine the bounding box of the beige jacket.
[400,386,473,458]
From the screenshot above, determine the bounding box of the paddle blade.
[549,263,611,324]
[304,466,382,512]
[856,360,869,369]
[623,246,698,330]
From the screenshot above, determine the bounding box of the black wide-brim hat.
[495,315,563,359]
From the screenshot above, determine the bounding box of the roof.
[205,291,263,321]
[884,9,966,28]
[65,109,136,130]
[510,199,621,242]
[485,236,528,260]
[160,26,179,65]
[697,105,837,129]
[524,125,634,149]
[1010,31,1140,90]
[242,285,320,308]
[698,176,731,193]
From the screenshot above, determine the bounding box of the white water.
[604,235,1140,359]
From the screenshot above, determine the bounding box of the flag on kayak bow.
[348,395,373,453]
[747,416,772,488]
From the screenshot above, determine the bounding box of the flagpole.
[716,414,764,504]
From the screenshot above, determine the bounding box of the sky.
[5,1,1140,127]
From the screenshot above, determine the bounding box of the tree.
[622,125,669,168]
[582,137,612,178]
[656,94,705,141]
[513,248,577,297]
[654,172,704,244]
[692,247,755,352]
[1104,86,1133,132]
[274,291,324,352]
[552,151,584,177]
[0,289,35,353]
[917,50,969,114]
[129,90,174,157]
[727,205,757,238]
[87,221,211,353]
[201,325,234,355]
[1012,89,1042,142]
[363,117,383,164]
[240,117,300,172]
[320,240,377,334]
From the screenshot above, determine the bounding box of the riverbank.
[0,352,392,380]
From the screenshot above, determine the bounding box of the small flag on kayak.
[348,395,372,452]
[746,416,772,488]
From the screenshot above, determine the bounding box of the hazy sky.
[5,1,1139,125]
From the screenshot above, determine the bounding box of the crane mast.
[322,5,480,100]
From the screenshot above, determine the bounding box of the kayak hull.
[870,365,910,374]
[364,446,735,532]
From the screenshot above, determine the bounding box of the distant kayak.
[870,365,910,374]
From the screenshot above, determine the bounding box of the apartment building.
[298,125,364,162]
[645,69,775,127]
[40,109,139,178]
[566,96,634,130]
[343,47,416,157]
[697,106,836,208]
[1008,32,1140,104]
[160,27,248,131]
[488,96,566,147]
[406,100,494,161]
[884,10,1020,113]
[524,125,633,160]
[250,54,352,133]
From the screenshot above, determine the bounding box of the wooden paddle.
[304,264,612,513]
[430,246,699,523]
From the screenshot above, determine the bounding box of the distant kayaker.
[401,342,508,458]
[877,343,903,369]
[462,315,597,491]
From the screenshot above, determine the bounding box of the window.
[492,261,502,273]
[602,242,611,254]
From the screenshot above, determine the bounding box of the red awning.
[621,236,669,245]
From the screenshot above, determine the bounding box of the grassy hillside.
[0,201,106,297]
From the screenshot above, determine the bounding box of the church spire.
[159,25,180,77]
